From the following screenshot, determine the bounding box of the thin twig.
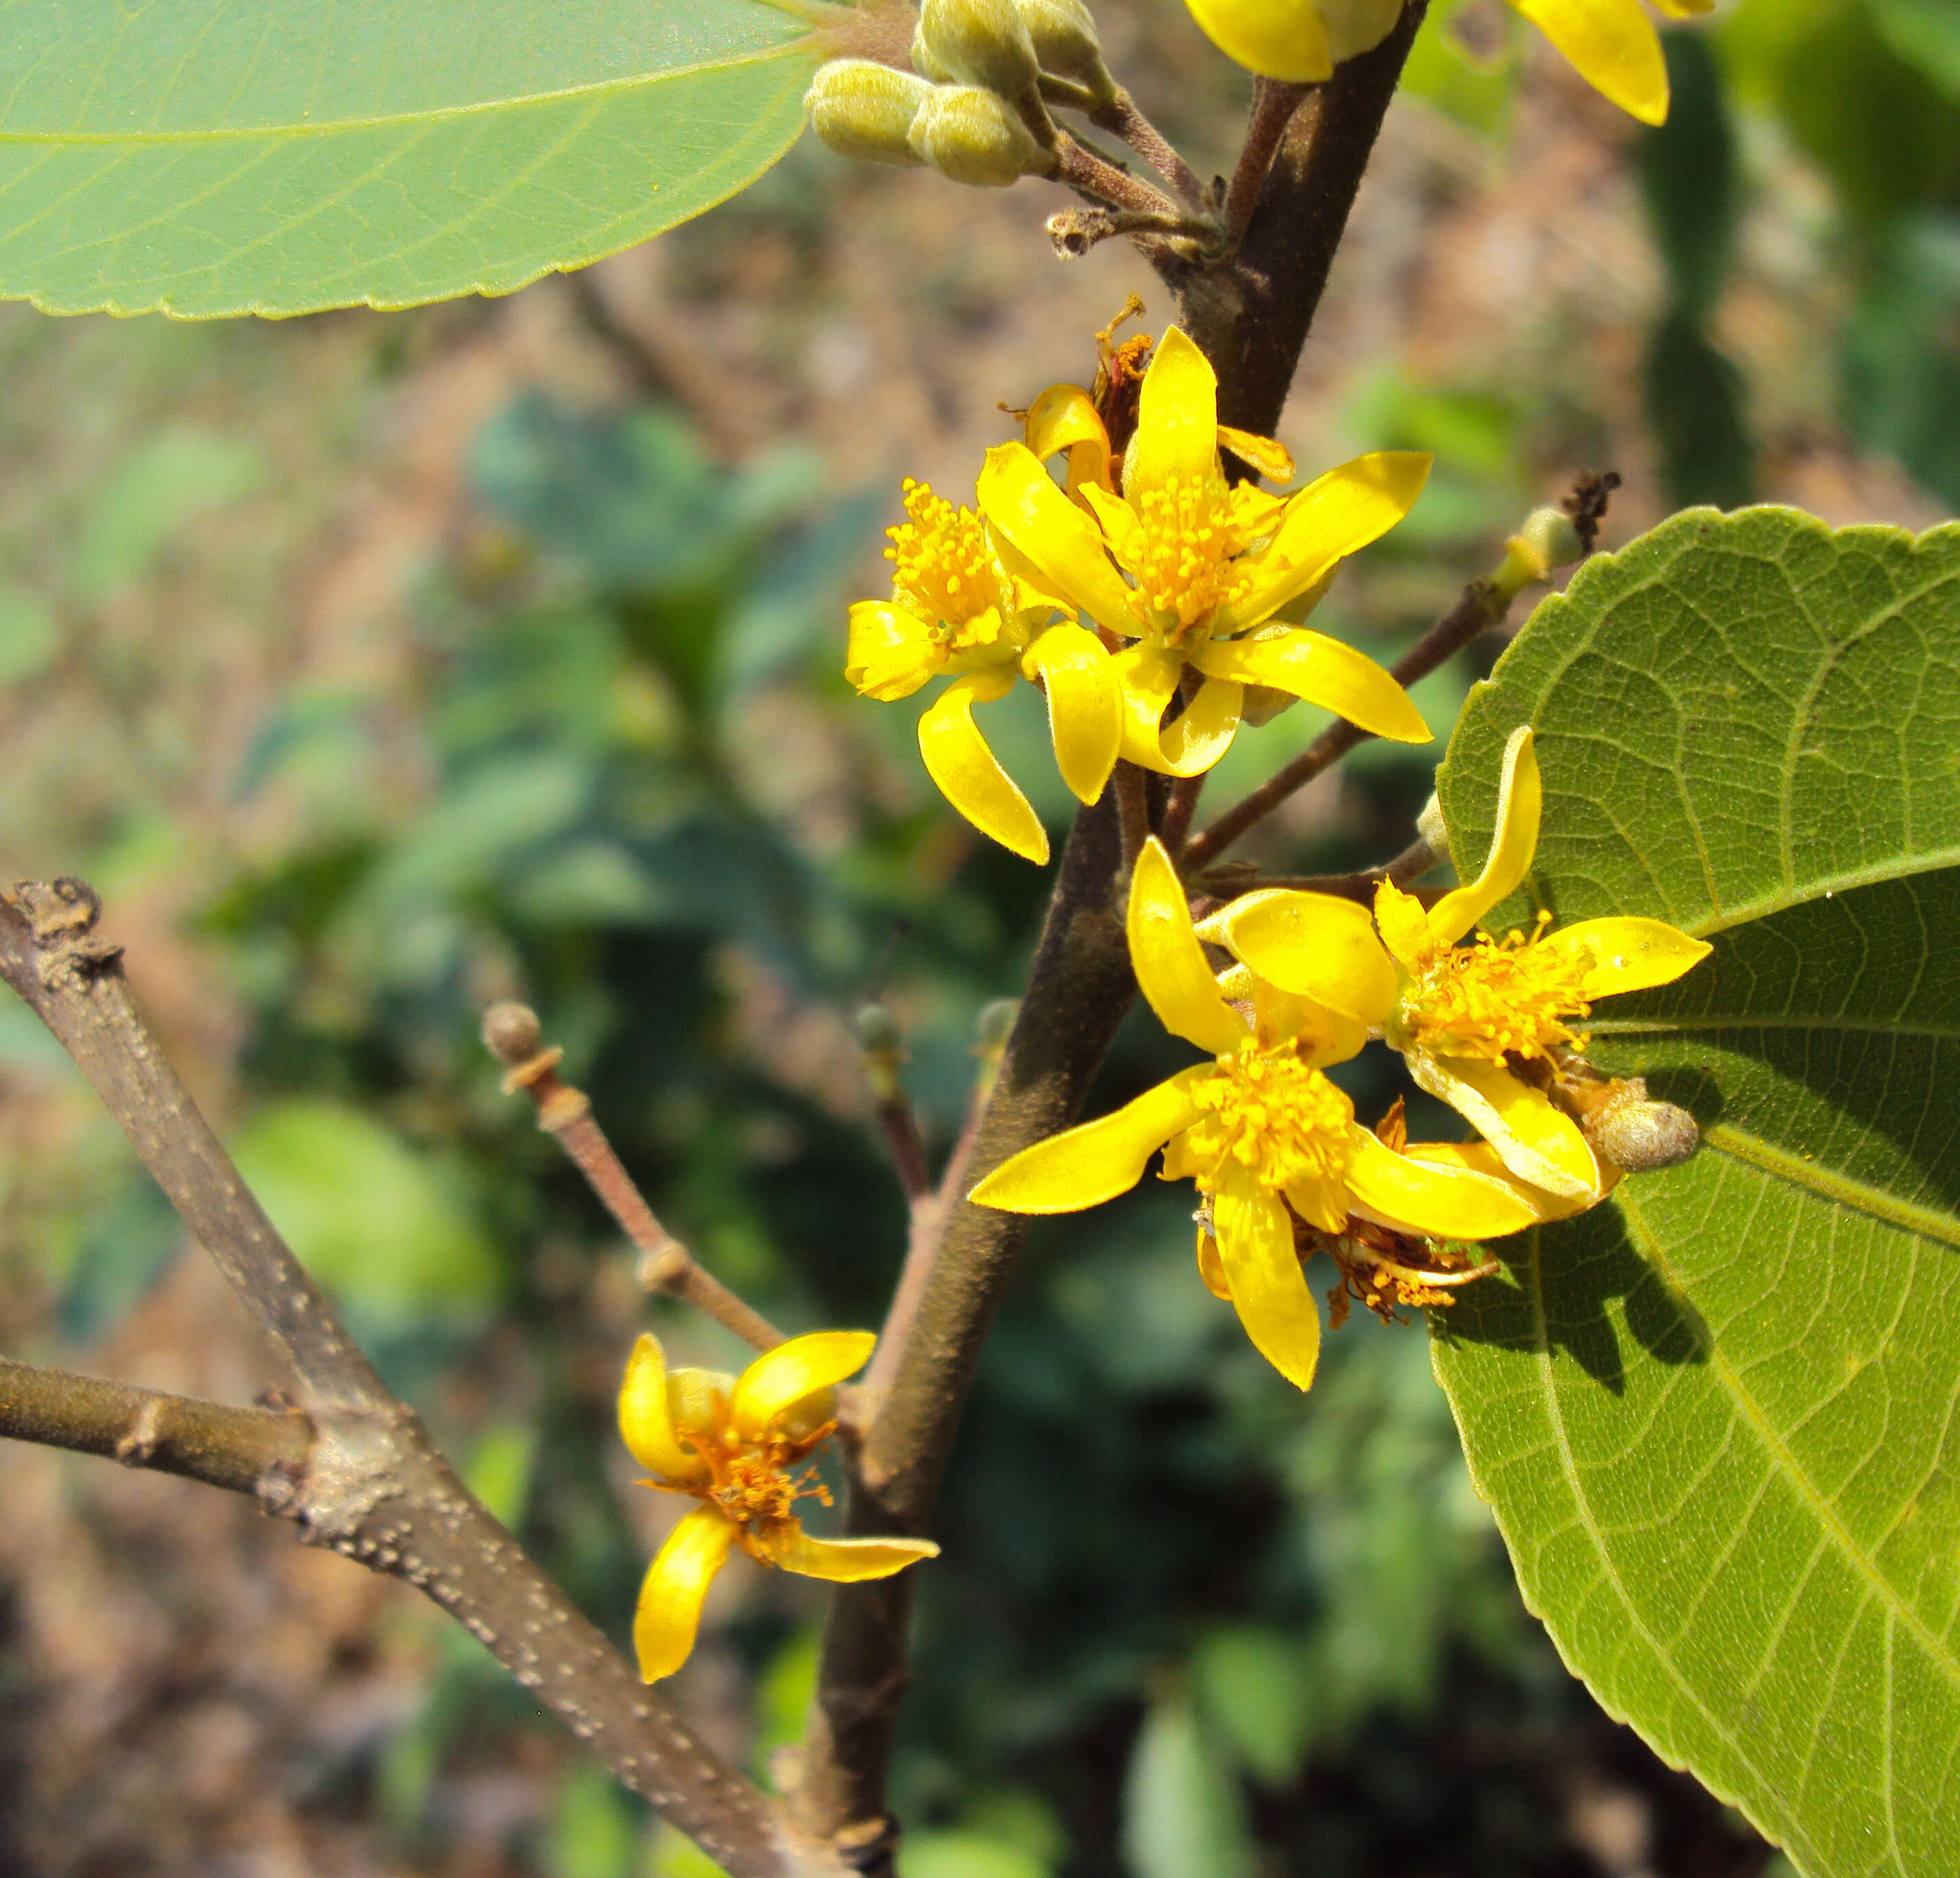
[1221,78,1314,251]
[0,879,390,1412]
[483,1003,786,1353]
[1183,575,1508,870]
[1049,205,1215,259]
[1053,131,1193,221]
[0,1356,313,1494]
[1090,91,1210,209]
[0,887,807,1878]
[1114,760,1152,870]
[1158,772,1208,860]
[1196,833,1445,905]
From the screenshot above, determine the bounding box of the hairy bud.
[1318,0,1403,62]
[1572,1074,1701,1174]
[972,996,1019,1056]
[1415,791,1449,859]
[909,84,1053,186]
[852,1002,905,1056]
[1493,505,1588,601]
[1016,0,1117,102]
[918,0,1043,100]
[805,58,933,167]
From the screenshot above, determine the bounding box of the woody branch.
[0,879,833,1878]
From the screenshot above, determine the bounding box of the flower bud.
[911,17,955,81]
[918,0,1043,100]
[853,1003,905,1056]
[1493,505,1588,601]
[1318,0,1403,62]
[805,58,933,167]
[972,997,1019,1056]
[909,84,1053,187]
[1415,791,1449,858]
[1573,1074,1701,1174]
[1016,0,1117,102]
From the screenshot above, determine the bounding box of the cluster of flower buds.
[805,0,1117,189]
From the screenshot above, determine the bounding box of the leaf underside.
[1433,507,1960,1878]
[0,0,818,318]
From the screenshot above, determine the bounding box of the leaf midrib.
[0,41,807,148]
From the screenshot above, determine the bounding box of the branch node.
[113,1395,167,1468]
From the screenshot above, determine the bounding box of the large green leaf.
[1430,507,1960,1877]
[0,0,817,318]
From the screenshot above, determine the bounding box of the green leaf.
[1120,1695,1256,1878]
[230,1098,501,1331]
[1871,0,1960,100]
[0,0,819,318]
[1432,507,1960,1877]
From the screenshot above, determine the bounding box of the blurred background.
[0,1,1952,1872]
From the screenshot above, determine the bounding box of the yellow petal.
[1537,916,1712,1000]
[1125,326,1219,501]
[1130,837,1250,1055]
[728,1330,876,1441]
[1343,1128,1540,1238]
[1195,1228,1232,1299]
[1653,0,1712,14]
[845,601,942,702]
[1408,1052,1600,1200]
[1214,1165,1322,1391]
[1251,986,1370,1067]
[1189,629,1429,744]
[1196,889,1398,1027]
[1405,1138,1620,1220]
[1428,724,1541,945]
[1080,480,1144,566]
[970,1066,1210,1213]
[1216,425,1295,485]
[1216,452,1431,634]
[1025,383,1115,496]
[1115,647,1243,776]
[1154,675,1243,777]
[1372,879,1436,975]
[977,441,1140,631]
[919,667,1049,864]
[1022,623,1122,804]
[762,1525,941,1582]
[633,1506,738,1682]
[1183,0,1333,82]
[619,1333,710,1483]
[1282,1172,1349,1235]
[1510,0,1670,126]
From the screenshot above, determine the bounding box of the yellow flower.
[1198,726,1712,1201]
[1184,0,1403,84]
[618,1329,938,1682]
[1183,0,1713,126]
[848,477,1122,864]
[977,327,1433,779]
[971,837,1545,1391]
[1509,0,1714,126]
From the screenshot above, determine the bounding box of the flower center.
[1130,470,1256,636]
[1176,1040,1356,1194]
[675,1424,833,1531]
[885,478,1007,653]
[1397,920,1594,1062]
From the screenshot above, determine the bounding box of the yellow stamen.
[1130,470,1257,635]
[1397,913,1595,1062]
[667,1418,834,1532]
[885,478,1007,652]
[1169,1039,1355,1193]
